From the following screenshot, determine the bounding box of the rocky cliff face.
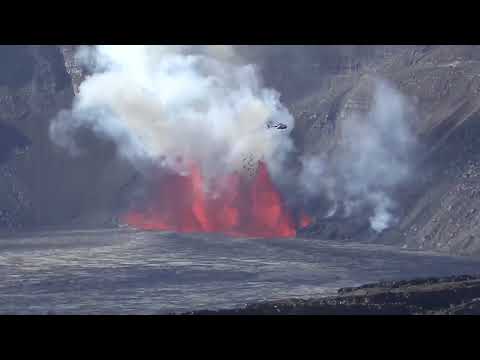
[264,45,480,256]
[0,45,135,231]
[3,45,480,257]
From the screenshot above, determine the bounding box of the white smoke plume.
[51,46,414,233]
[50,45,295,183]
[299,79,415,232]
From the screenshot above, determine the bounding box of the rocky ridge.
[183,274,480,315]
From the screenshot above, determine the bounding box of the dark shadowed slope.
[186,275,480,315]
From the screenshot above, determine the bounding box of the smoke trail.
[50,45,295,183]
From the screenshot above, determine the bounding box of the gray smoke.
[299,79,415,232]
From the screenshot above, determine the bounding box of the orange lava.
[299,211,313,229]
[122,161,307,238]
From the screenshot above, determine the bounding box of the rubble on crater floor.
[183,274,480,315]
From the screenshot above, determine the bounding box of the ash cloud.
[299,79,416,232]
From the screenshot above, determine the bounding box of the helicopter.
[266,120,288,130]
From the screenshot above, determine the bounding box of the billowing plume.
[51,46,415,235]
[50,45,295,181]
[299,79,415,232]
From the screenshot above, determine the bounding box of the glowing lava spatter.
[122,161,307,238]
[299,211,313,229]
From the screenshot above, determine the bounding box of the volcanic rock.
[252,45,480,255]
[183,274,480,315]
[0,45,136,232]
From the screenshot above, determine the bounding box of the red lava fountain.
[122,161,309,238]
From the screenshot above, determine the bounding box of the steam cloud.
[299,79,415,232]
[51,46,415,233]
[50,45,295,183]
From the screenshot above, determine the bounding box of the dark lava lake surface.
[1,228,480,314]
